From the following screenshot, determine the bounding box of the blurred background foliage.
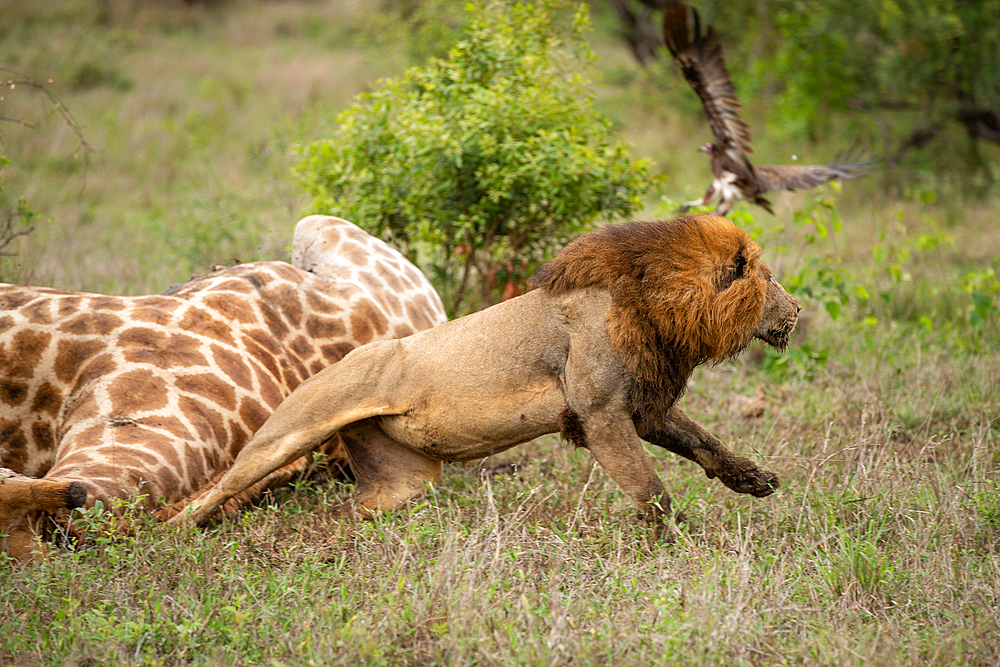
[0,0,997,327]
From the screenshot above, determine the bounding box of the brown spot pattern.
[256,302,290,340]
[305,315,346,341]
[75,354,116,391]
[348,300,389,346]
[227,419,249,458]
[256,370,285,410]
[60,393,99,425]
[380,292,403,318]
[95,429,167,464]
[75,462,120,485]
[58,312,124,337]
[288,335,313,359]
[207,279,254,294]
[342,241,370,267]
[212,345,253,391]
[273,263,305,283]
[0,419,28,470]
[131,296,183,325]
[175,373,237,411]
[119,328,208,369]
[271,284,303,327]
[376,260,405,293]
[358,271,385,297]
[59,424,104,456]
[54,339,107,383]
[351,300,389,340]
[132,306,175,326]
[238,397,269,434]
[0,381,29,406]
[2,329,52,378]
[343,224,371,244]
[178,308,236,347]
[243,334,282,383]
[179,395,228,447]
[202,294,258,324]
[403,264,425,289]
[0,291,38,310]
[57,297,82,317]
[405,297,435,332]
[137,415,193,441]
[153,443,184,486]
[305,290,343,315]
[321,342,356,363]
[23,299,53,325]
[30,420,56,452]
[30,381,64,417]
[91,297,126,311]
[109,370,170,413]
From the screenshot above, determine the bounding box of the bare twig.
[0,68,93,274]
[0,217,34,257]
[0,67,93,160]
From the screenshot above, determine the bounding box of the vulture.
[662,0,876,215]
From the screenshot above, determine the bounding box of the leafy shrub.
[294,0,651,313]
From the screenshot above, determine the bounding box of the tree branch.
[0,68,93,160]
[956,107,1000,144]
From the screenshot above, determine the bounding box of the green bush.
[294,0,651,313]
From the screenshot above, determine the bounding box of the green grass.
[1,1,999,665]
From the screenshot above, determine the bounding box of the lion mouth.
[756,327,791,352]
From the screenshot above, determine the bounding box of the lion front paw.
[716,457,780,497]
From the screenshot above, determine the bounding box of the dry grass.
[1,0,384,292]
[1,1,998,665]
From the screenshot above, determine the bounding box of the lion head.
[532,214,799,418]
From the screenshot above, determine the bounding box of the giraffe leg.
[337,418,442,516]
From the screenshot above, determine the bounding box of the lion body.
[171,215,799,533]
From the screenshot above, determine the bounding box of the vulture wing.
[753,148,880,192]
[662,1,755,182]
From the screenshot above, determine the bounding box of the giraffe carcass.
[0,216,446,560]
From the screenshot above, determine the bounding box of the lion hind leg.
[167,406,380,528]
[338,419,442,516]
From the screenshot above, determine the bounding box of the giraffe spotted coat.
[0,216,446,559]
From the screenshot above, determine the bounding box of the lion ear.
[715,245,749,291]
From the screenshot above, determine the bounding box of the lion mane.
[532,215,766,421]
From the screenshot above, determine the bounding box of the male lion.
[170,214,799,534]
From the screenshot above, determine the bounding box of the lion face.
[752,268,800,352]
[532,215,800,417]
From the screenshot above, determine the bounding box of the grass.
[1,1,999,665]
